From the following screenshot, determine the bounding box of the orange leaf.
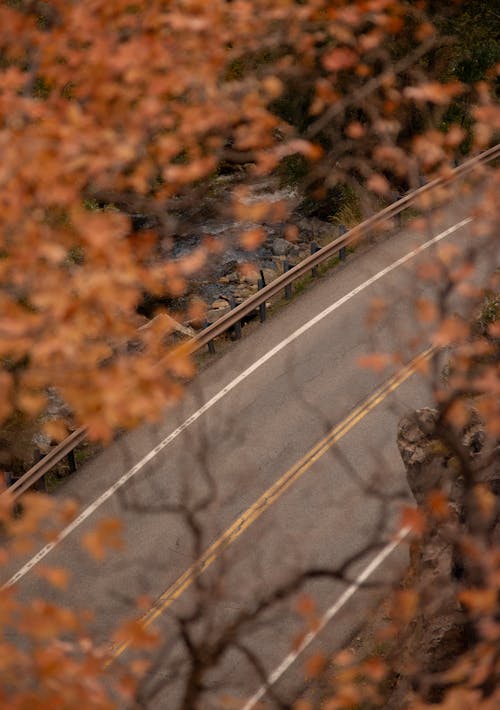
[285,224,299,242]
[357,353,393,372]
[459,588,497,614]
[114,619,159,650]
[367,173,390,196]
[240,227,266,251]
[42,419,68,443]
[82,518,124,560]
[323,47,358,72]
[362,656,387,682]
[392,589,419,623]
[295,594,316,617]
[36,566,70,590]
[445,399,469,428]
[400,506,426,535]
[293,701,313,710]
[426,490,450,520]
[415,298,438,323]
[305,651,326,678]
[433,317,469,346]
[345,122,365,139]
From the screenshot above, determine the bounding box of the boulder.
[388,407,500,706]
[272,237,294,256]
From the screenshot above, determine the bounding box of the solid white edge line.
[241,527,411,710]
[3,218,472,588]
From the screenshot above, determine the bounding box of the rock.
[221,259,238,276]
[242,269,260,284]
[261,267,278,284]
[211,298,230,310]
[388,407,500,706]
[206,303,231,323]
[138,312,195,338]
[272,237,294,256]
[32,431,52,455]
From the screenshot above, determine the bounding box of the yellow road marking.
[108,346,434,663]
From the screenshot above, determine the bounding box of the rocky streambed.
[137,177,346,326]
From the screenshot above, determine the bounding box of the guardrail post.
[258,270,267,323]
[67,449,77,473]
[310,242,320,276]
[228,293,242,339]
[284,261,293,298]
[391,192,403,228]
[33,447,48,493]
[204,322,216,354]
[338,224,347,260]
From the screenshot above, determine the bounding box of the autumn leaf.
[113,619,159,650]
[240,227,266,251]
[426,490,451,520]
[345,121,365,139]
[295,594,316,617]
[367,173,390,195]
[415,297,438,324]
[82,518,124,560]
[433,316,469,346]
[391,589,419,623]
[36,566,71,590]
[43,419,69,443]
[400,506,426,536]
[305,652,326,678]
[357,353,393,372]
[362,656,387,682]
[458,588,497,615]
[405,81,464,104]
[323,47,358,72]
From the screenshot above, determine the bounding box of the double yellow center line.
[109,346,434,663]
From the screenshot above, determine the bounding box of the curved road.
[3,189,495,708]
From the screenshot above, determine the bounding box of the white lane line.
[3,218,471,589]
[241,527,411,710]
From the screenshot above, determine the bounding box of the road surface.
[2,189,495,708]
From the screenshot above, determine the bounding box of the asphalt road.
[3,189,496,708]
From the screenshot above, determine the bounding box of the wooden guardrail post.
[258,270,267,323]
[338,225,347,260]
[310,242,320,276]
[228,293,242,339]
[67,449,77,473]
[391,192,403,228]
[284,261,293,298]
[205,322,216,355]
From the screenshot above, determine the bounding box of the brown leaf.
[400,506,426,536]
[82,518,124,560]
[391,589,419,623]
[357,353,393,372]
[240,227,266,251]
[458,588,497,615]
[415,298,438,324]
[426,490,451,520]
[295,594,316,617]
[114,619,159,650]
[36,566,71,590]
[345,122,365,139]
[367,173,390,195]
[323,47,358,72]
[433,317,469,346]
[305,652,326,678]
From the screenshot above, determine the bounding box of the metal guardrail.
[192,143,500,351]
[5,427,87,500]
[4,144,499,501]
